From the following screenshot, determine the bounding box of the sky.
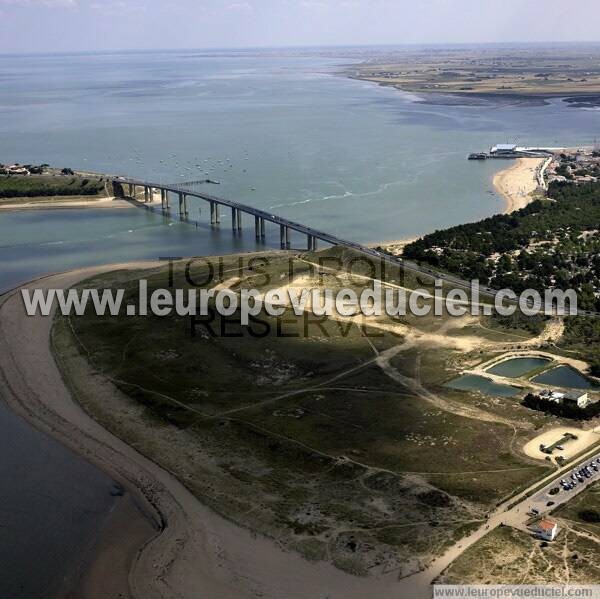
[0,0,599,54]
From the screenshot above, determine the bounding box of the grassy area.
[0,175,108,201]
[440,524,600,584]
[53,251,556,576]
[554,482,600,536]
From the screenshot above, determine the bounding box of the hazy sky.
[1,0,599,54]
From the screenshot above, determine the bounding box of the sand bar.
[0,197,132,211]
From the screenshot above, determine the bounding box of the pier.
[468,144,555,160]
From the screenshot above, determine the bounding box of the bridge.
[112,177,365,253]
[112,176,598,319]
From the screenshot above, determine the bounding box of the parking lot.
[520,451,600,526]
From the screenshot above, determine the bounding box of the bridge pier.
[178,192,189,218]
[255,216,260,239]
[144,186,149,203]
[210,201,220,225]
[280,226,290,249]
[231,208,242,231]
[260,218,265,239]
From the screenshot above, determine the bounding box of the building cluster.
[0,163,31,176]
[547,148,600,184]
[536,389,590,409]
[0,163,50,176]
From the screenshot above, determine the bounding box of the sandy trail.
[374,342,525,429]
[493,157,545,213]
[0,264,397,599]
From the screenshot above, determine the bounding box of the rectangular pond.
[531,365,598,390]
[445,374,521,398]
[486,357,551,378]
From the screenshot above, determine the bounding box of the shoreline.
[492,157,546,214]
[375,158,545,253]
[0,197,133,211]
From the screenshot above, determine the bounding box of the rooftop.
[538,519,557,531]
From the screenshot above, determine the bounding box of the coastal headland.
[10,241,600,594]
[0,260,400,599]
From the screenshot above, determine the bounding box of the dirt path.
[0,264,397,599]
[374,342,526,429]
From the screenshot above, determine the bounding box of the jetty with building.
[468,143,554,160]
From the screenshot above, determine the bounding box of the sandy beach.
[0,197,132,211]
[492,157,545,213]
[376,157,547,253]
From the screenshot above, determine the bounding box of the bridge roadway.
[116,176,372,253]
[113,177,598,319]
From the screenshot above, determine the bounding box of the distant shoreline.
[348,74,600,106]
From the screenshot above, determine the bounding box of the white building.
[539,389,565,403]
[564,391,589,409]
[490,143,517,155]
[535,519,558,541]
[538,389,589,408]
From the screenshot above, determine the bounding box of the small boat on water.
[468,153,488,160]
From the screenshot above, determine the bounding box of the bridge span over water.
[112,177,598,319]
[113,177,359,253]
